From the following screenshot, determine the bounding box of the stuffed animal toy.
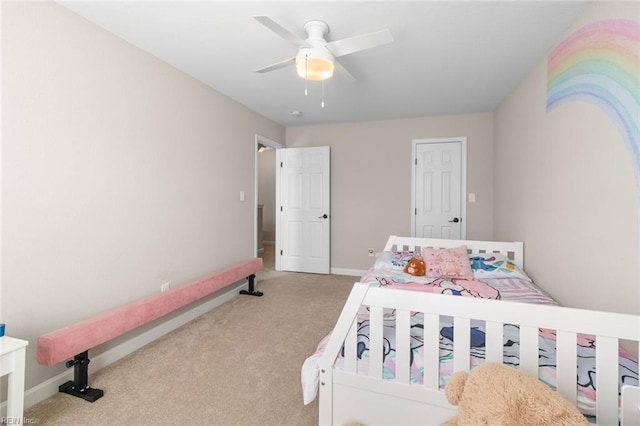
[469,256,499,272]
[403,256,425,276]
[442,363,588,426]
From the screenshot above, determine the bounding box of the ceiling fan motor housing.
[303,20,330,44]
[296,21,335,81]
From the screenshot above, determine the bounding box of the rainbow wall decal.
[547,19,640,190]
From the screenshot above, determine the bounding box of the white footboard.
[318,283,640,426]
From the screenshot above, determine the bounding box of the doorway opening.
[255,134,283,267]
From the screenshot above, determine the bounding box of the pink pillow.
[422,246,474,280]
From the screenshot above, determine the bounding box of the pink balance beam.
[38,258,263,367]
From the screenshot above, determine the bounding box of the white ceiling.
[59,1,589,127]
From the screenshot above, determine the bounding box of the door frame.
[411,137,467,239]
[254,134,283,258]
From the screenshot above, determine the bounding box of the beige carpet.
[25,248,356,425]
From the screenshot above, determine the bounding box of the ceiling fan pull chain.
[304,54,308,96]
[321,80,325,108]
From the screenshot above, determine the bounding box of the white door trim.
[254,134,283,258]
[411,137,467,239]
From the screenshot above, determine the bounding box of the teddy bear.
[442,363,588,425]
[403,256,425,276]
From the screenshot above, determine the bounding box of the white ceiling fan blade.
[254,16,308,47]
[326,29,393,58]
[255,57,296,74]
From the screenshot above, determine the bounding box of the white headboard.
[383,235,524,269]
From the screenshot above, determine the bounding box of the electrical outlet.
[367,248,375,257]
[161,282,171,292]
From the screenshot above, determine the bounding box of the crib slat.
[369,306,384,379]
[556,330,577,406]
[485,321,504,363]
[423,313,439,389]
[395,309,411,384]
[519,325,539,378]
[453,317,470,372]
[596,336,619,426]
[344,316,358,373]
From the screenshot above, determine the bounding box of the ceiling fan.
[254,16,394,81]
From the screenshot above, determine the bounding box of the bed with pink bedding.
[301,237,639,425]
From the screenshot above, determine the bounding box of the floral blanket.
[301,269,639,419]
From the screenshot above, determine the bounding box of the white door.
[276,146,330,274]
[412,138,466,239]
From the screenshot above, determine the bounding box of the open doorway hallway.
[255,134,283,266]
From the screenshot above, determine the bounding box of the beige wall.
[1,1,284,389]
[494,1,639,314]
[286,112,494,270]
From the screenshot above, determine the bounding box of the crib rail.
[319,283,640,425]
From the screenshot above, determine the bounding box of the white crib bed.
[312,236,640,425]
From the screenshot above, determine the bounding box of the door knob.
[318,214,328,219]
[448,217,460,223]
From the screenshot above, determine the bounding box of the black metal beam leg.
[59,351,104,402]
[239,274,263,297]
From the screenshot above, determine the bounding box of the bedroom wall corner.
[493,1,639,316]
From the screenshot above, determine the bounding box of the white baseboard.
[330,267,366,277]
[18,281,247,412]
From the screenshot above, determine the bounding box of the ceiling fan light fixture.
[295,49,335,81]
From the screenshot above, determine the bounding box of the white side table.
[0,336,29,422]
